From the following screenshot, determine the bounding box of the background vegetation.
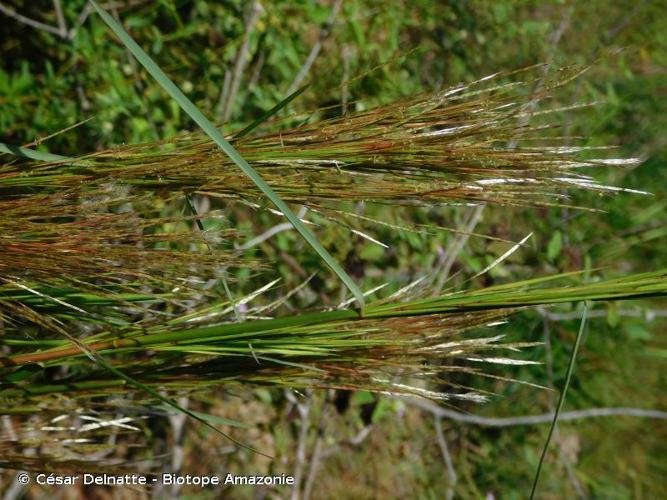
[0,0,665,498]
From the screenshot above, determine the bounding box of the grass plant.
[0,2,664,489]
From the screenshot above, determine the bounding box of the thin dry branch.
[286,0,344,96]
[221,1,263,123]
[0,2,65,38]
[401,397,667,426]
[434,416,457,500]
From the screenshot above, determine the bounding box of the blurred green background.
[1,0,666,498]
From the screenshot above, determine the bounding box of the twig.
[1,416,17,442]
[168,397,189,499]
[288,390,311,500]
[302,400,330,500]
[1,474,26,500]
[398,397,667,427]
[67,2,94,40]
[302,429,324,500]
[543,319,555,391]
[221,0,263,123]
[236,206,309,250]
[52,0,68,37]
[248,48,266,89]
[434,416,457,500]
[214,68,232,119]
[0,3,65,38]
[152,397,189,499]
[285,0,343,96]
[347,425,372,446]
[538,307,667,322]
[341,44,352,115]
[320,425,373,460]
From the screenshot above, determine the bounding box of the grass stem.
[529,302,588,499]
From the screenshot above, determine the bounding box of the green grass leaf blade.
[233,84,309,140]
[529,302,588,499]
[8,270,667,367]
[0,142,76,163]
[90,1,364,312]
[1,363,42,384]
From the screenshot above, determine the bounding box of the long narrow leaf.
[8,270,666,366]
[233,84,310,140]
[0,142,75,163]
